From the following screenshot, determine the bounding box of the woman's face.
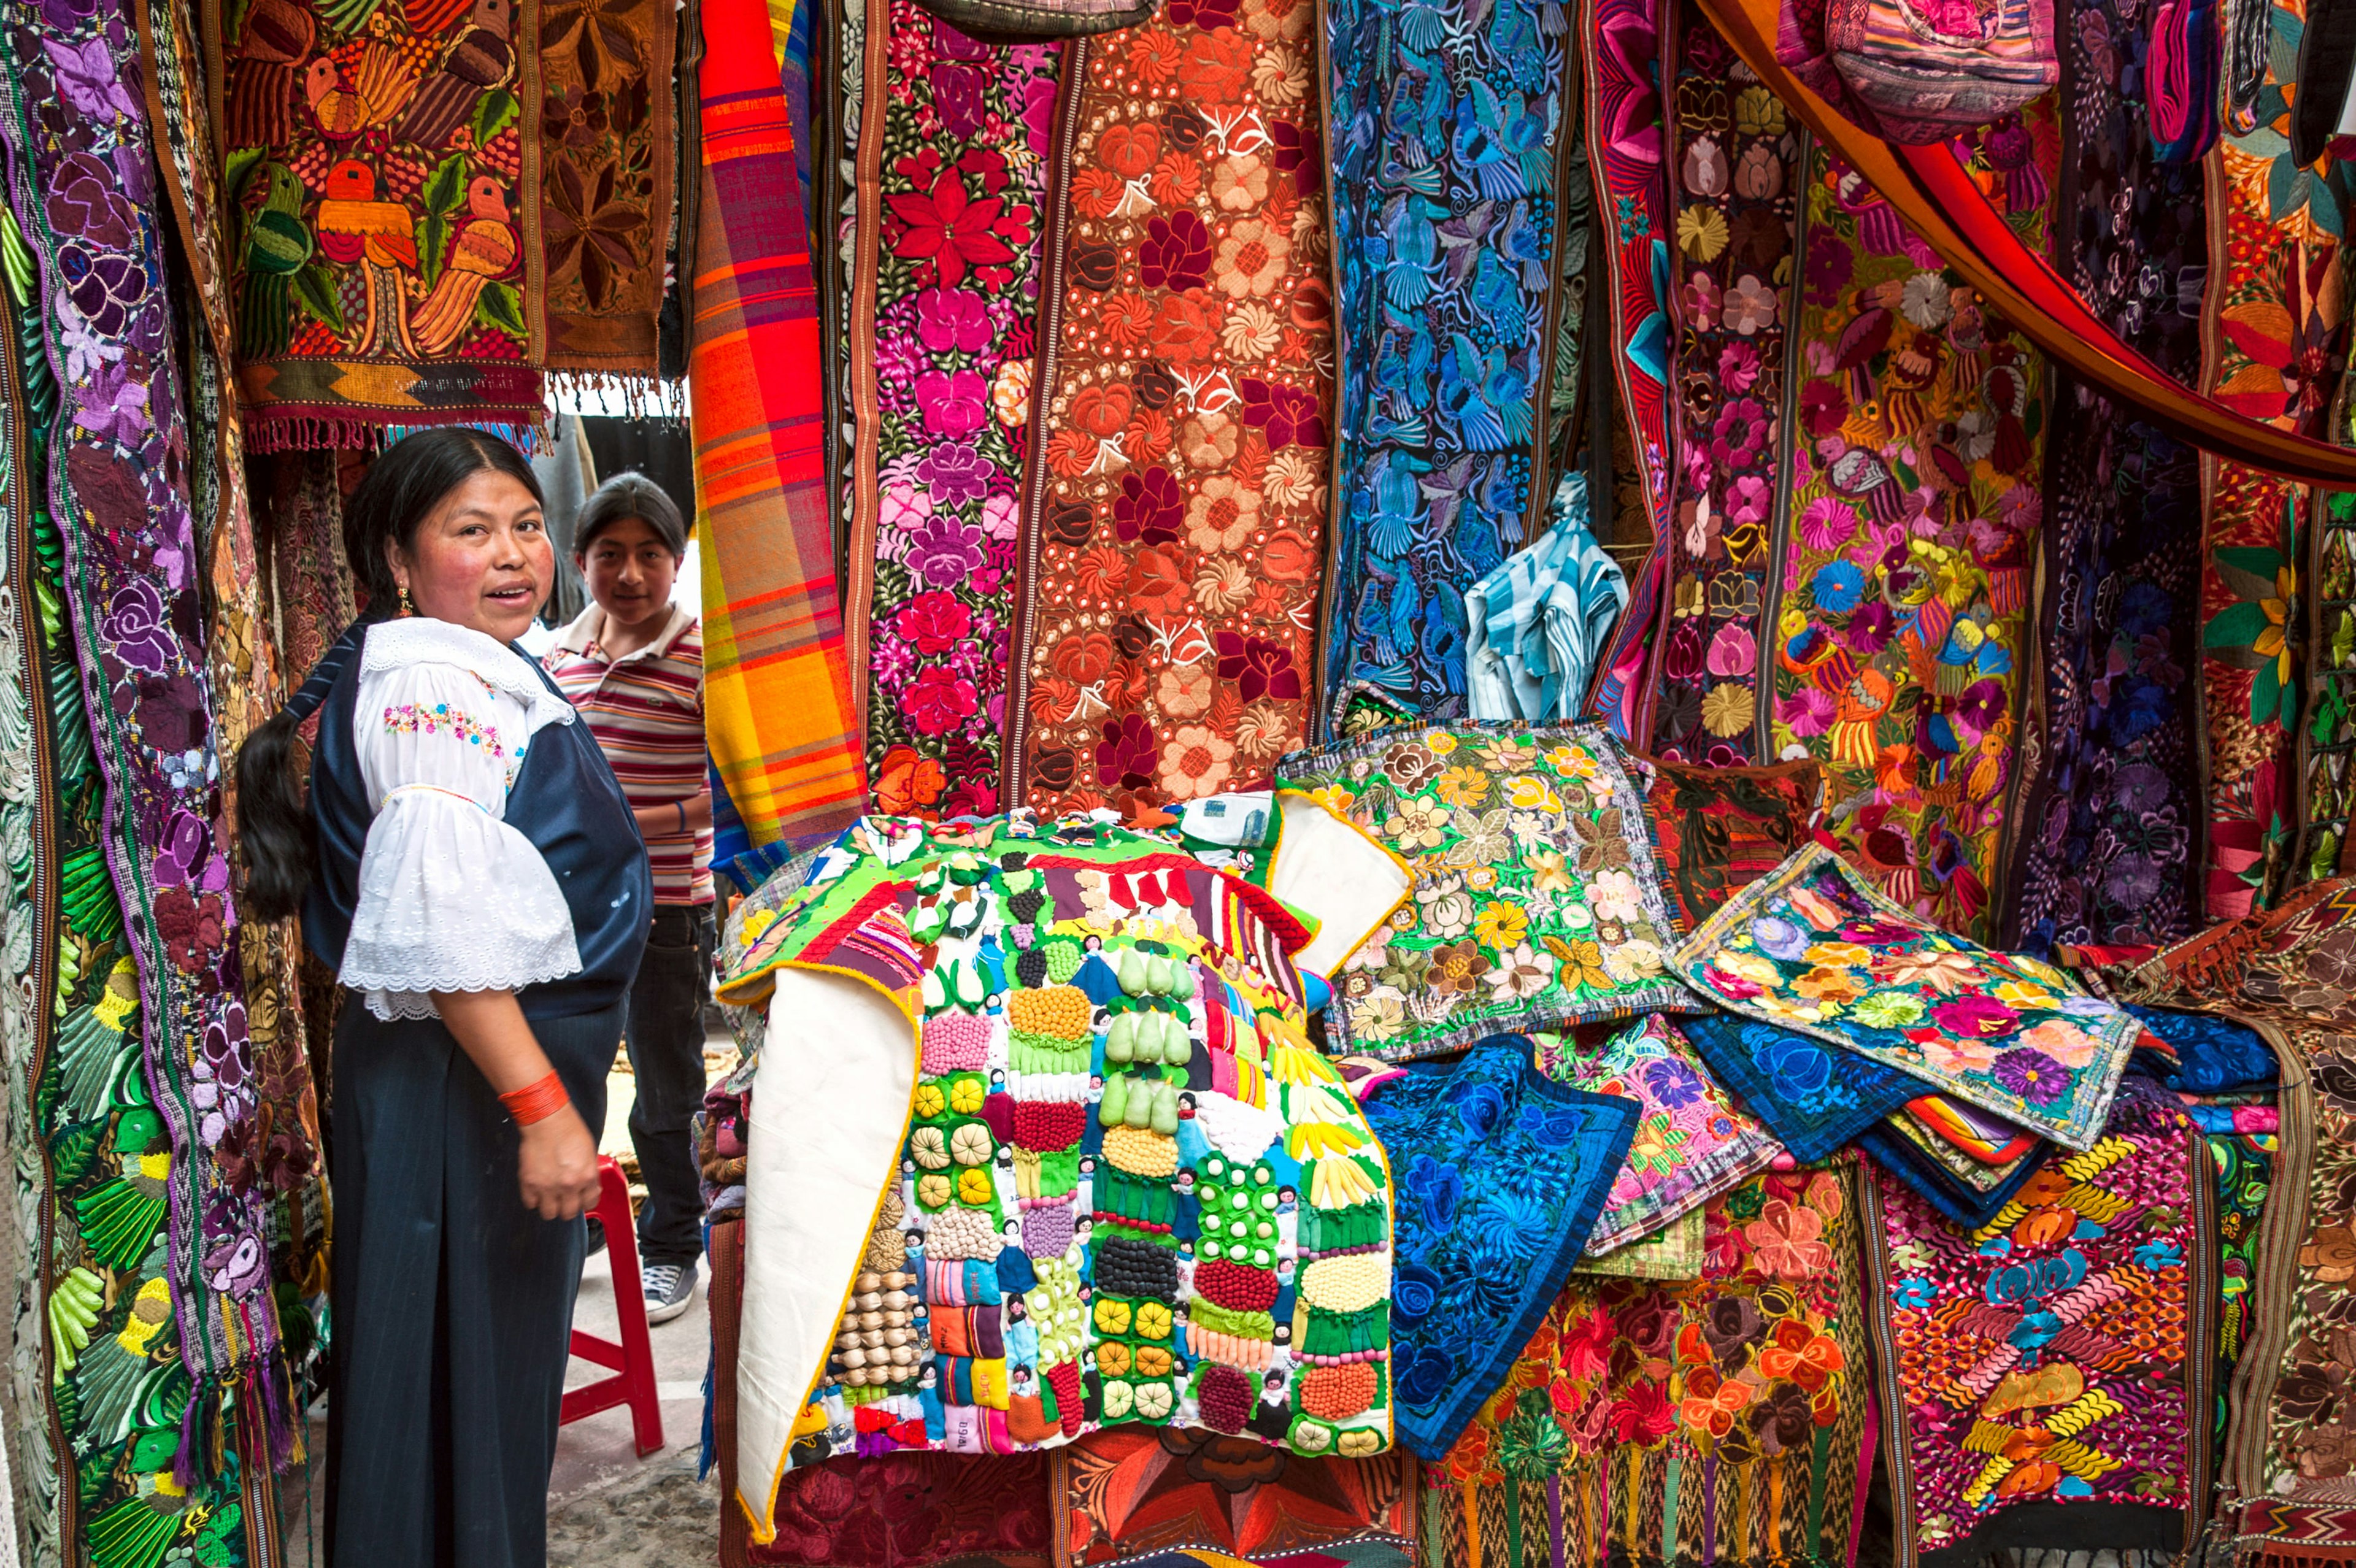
[391,469,551,642]
[577,515,680,633]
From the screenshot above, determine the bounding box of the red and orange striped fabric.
[691,0,868,851]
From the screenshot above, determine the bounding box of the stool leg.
[598,1158,668,1457]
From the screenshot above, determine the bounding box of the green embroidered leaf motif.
[475,282,526,338]
[2204,600,2273,656]
[222,144,263,202]
[423,153,470,218]
[290,265,344,333]
[469,89,519,148]
[418,211,449,289]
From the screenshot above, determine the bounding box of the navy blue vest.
[299,620,653,1021]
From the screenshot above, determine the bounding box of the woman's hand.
[436,988,606,1223]
[518,1104,604,1220]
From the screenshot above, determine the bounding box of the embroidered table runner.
[1003,0,1335,815]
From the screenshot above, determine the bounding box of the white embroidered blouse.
[338,618,585,1021]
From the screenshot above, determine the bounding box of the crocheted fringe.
[547,367,689,420]
[244,408,557,456]
[241,413,388,455]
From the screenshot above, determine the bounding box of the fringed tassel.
[242,415,387,455]
[171,1375,229,1490]
[547,367,691,421]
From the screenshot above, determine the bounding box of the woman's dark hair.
[237,428,544,920]
[574,472,689,558]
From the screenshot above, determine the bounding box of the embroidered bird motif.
[411,174,521,354]
[316,158,422,356]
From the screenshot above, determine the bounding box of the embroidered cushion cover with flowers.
[1430,1167,1875,1568]
[1355,1036,1639,1459]
[1279,722,1690,1062]
[722,812,1395,1500]
[1867,1078,2208,1561]
[1674,844,2141,1150]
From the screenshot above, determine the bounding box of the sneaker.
[639,1261,697,1325]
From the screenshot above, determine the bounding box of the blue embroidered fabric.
[1320,0,1572,731]
[1679,1011,1920,1163]
[1857,1123,2050,1228]
[2127,1004,2279,1093]
[1360,1034,1638,1461]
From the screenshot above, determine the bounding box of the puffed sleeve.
[339,659,582,1020]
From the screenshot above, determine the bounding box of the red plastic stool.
[561,1157,666,1456]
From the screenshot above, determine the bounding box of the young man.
[544,473,712,1324]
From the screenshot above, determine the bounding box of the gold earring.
[399,583,414,616]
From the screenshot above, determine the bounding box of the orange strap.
[499,1070,571,1127]
[1688,0,2356,488]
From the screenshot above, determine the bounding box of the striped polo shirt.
[545,602,714,905]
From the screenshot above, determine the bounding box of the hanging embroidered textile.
[1636,752,1823,931]
[1003,0,1334,815]
[1,0,294,1502]
[1320,0,1573,729]
[202,0,549,444]
[264,452,358,683]
[1674,845,2141,1149]
[844,0,1059,819]
[0,210,64,1568]
[2201,1110,2273,1481]
[1863,1078,2211,1565]
[2002,0,2209,957]
[1678,1008,1919,1161]
[1646,8,1801,764]
[1537,1018,1782,1254]
[1544,57,1593,479]
[1358,1036,1639,1458]
[693,0,867,851]
[1428,1167,1876,1568]
[2198,0,2352,920]
[1279,723,1689,1062]
[1761,120,2055,942]
[533,0,674,376]
[1060,1428,1420,1566]
[141,0,325,1203]
[719,810,1411,1536]
[1583,0,1678,743]
[2304,490,2356,882]
[2098,883,2356,1568]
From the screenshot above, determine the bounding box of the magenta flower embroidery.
[915,286,994,354]
[1931,993,2019,1039]
[1095,713,1158,788]
[915,368,988,439]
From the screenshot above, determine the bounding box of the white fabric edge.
[737,967,916,1539]
[1271,793,1412,978]
[361,616,578,734]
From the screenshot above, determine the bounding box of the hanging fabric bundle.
[1463,474,1628,723]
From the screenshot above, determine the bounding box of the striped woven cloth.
[691,0,867,853]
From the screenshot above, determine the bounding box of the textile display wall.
[23,0,2356,1555]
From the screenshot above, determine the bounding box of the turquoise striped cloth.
[1463,472,1628,721]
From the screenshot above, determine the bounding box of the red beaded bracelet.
[499,1071,570,1127]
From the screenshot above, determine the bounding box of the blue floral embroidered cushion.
[1678,1010,1920,1163]
[2127,1004,2278,1094]
[1673,845,2142,1150]
[1358,1035,1639,1460]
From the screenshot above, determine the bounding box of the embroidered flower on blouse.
[382,702,505,756]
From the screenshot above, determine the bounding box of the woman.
[545,474,712,1323]
[238,429,650,1567]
